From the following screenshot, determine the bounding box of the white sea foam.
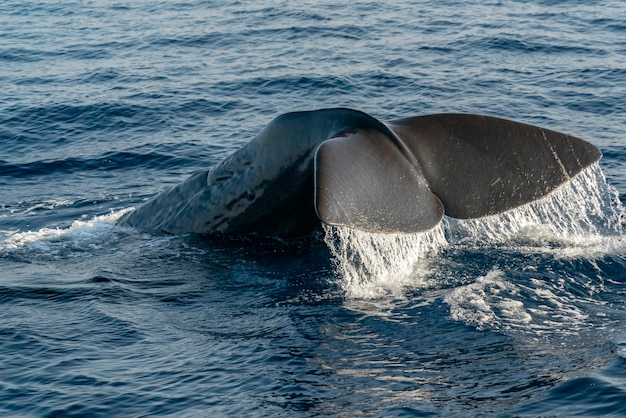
[325,165,625,300]
[0,208,134,257]
[444,269,529,331]
[444,269,596,334]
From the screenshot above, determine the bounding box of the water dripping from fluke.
[324,164,625,300]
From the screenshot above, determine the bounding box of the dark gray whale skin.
[120,108,601,237]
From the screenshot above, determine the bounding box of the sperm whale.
[120,108,601,237]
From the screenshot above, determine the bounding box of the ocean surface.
[2,1,626,416]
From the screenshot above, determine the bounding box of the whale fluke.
[120,108,601,237]
[388,114,601,219]
[315,129,444,233]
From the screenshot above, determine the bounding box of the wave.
[0,151,193,178]
[476,35,601,55]
[1,102,160,134]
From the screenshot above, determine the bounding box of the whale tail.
[122,108,601,237]
[315,114,601,233]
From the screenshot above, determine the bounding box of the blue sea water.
[2,0,626,416]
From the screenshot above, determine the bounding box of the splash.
[325,164,625,300]
[324,223,448,299]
